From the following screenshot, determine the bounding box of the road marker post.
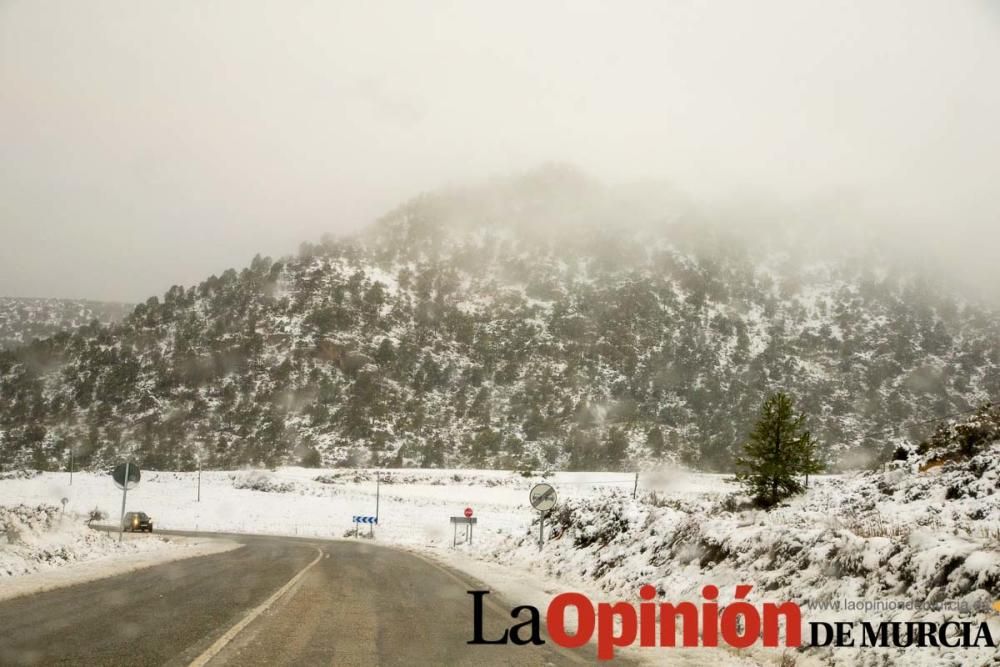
[118,462,130,543]
[112,461,141,543]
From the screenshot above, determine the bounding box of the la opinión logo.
[469,584,800,660]
[468,586,998,660]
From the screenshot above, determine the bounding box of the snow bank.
[465,448,1000,666]
[0,503,238,600]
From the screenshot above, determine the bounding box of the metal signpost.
[353,515,377,537]
[529,483,557,551]
[450,507,477,546]
[113,461,141,543]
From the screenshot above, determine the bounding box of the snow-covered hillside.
[0,297,131,350]
[1,170,997,474]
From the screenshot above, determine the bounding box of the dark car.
[122,511,153,533]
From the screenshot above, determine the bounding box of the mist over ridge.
[3,1,999,302]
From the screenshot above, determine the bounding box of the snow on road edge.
[0,534,241,602]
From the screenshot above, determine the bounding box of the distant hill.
[0,298,132,350]
[0,169,997,472]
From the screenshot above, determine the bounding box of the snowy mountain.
[0,169,997,473]
[0,298,132,350]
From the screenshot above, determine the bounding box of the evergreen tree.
[735,392,822,507]
[374,337,395,366]
[298,445,322,468]
[605,427,628,470]
[646,426,665,457]
[421,438,445,467]
[567,429,599,471]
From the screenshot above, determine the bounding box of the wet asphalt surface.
[0,531,613,666]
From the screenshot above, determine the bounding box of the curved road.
[0,532,610,666]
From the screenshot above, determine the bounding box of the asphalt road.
[0,532,610,666]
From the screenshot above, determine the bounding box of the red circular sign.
[464,507,473,518]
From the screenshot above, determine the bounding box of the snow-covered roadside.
[4,454,1000,666]
[0,468,778,665]
[460,457,1000,667]
[0,533,239,602]
[0,503,240,601]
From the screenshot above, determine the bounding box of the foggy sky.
[2,1,999,303]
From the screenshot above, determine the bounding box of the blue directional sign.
[352,515,377,524]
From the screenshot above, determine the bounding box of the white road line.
[188,546,324,667]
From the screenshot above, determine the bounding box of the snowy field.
[0,467,719,545]
[3,458,1000,666]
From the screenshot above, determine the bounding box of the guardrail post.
[118,461,130,543]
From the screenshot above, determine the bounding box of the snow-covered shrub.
[550,492,634,549]
[778,652,797,667]
[0,470,40,481]
[314,470,392,485]
[232,470,296,493]
[298,446,322,468]
[313,474,341,485]
[0,503,180,579]
[87,507,108,526]
[841,512,909,539]
[919,402,1000,459]
[713,492,753,513]
[644,490,696,511]
[1,504,60,544]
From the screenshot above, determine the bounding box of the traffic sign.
[464,507,474,518]
[353,514,377,538]
[113,462,141,490]
[530,483,557,551]
[529,483,557,511]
